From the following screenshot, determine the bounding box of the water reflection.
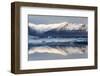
[28,45,88,61]
[29,46,87,56]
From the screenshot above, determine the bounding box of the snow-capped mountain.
[29,22,87,33]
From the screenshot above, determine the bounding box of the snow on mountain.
[29,22,87,33]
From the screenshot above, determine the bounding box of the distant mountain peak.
[29,22,87,33]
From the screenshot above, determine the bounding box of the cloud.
[29,22,87,33]
[28,46,87,56]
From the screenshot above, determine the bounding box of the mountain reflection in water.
[28,38,88,61]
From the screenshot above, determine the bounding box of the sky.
[28,15,88,25]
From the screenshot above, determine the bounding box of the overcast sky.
[28,15,88,25]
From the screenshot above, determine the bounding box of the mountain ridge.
[29,22,87,33]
